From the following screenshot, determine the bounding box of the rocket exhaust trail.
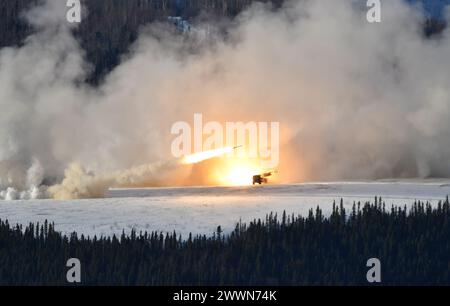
[181,146,242,165]
[49,158,184,199]
[49,147,242,199]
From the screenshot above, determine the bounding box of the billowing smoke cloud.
[1,0,450,199]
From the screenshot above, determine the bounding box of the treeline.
[181,0,283,17]
[1,198,450,285]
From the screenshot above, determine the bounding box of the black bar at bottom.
[0,286,445,305]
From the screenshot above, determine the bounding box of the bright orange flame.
[221,162,260,186]
[211,157,262,186]
[182,147,234,164]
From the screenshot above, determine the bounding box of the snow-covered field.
[1,180,450,238]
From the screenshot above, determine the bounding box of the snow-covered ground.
[1,180,450,238]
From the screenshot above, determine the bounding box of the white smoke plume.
[1,0,450,199]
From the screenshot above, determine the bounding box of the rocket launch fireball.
[180,146,277,186]
[180,146,273,186]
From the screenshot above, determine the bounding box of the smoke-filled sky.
[1,0,450,199]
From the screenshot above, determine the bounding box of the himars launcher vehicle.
[252,170,277,185]
[229,145,278,185]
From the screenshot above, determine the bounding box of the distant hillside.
[0,0,285,84]
[408,0,450,18]
[0,0,446,85]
